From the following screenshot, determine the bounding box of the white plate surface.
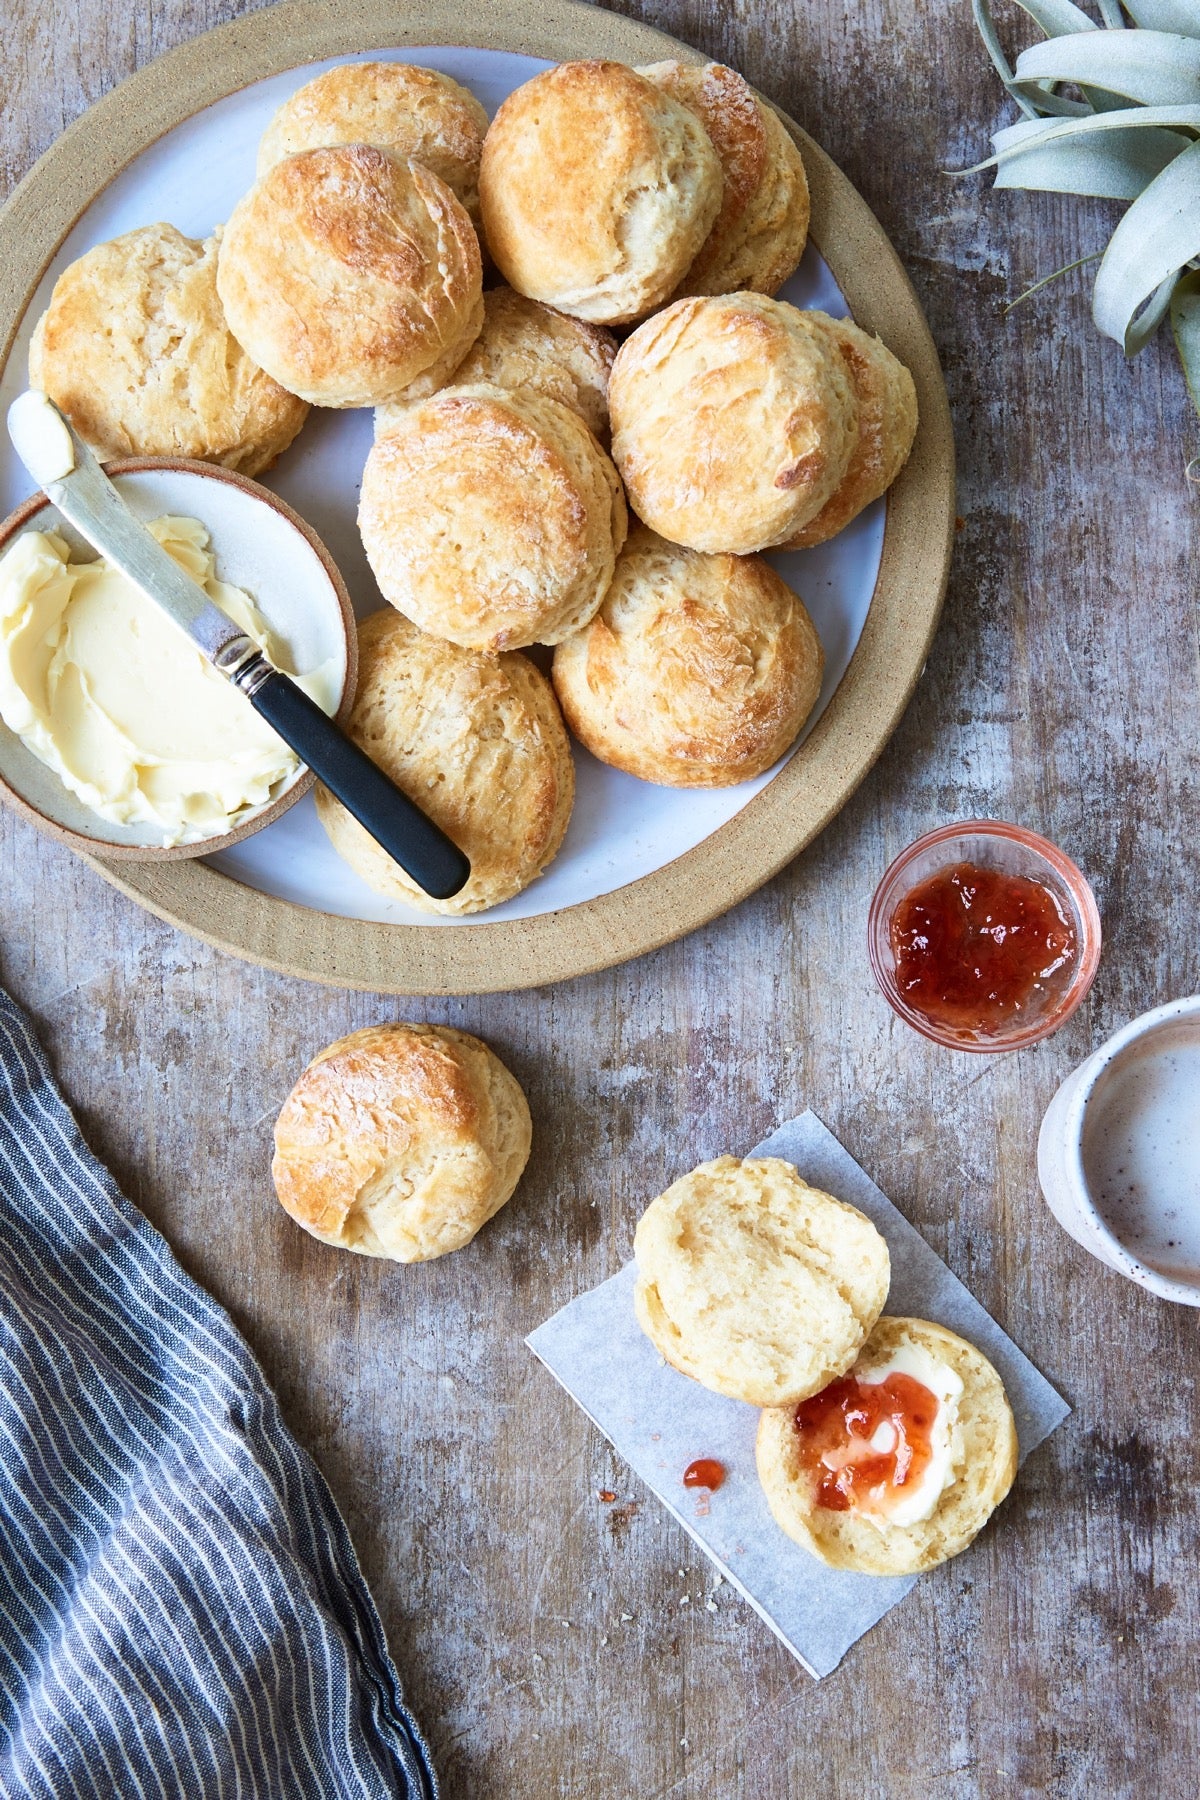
[0,48,884,926]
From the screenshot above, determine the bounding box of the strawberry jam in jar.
[868,822,1101,1052]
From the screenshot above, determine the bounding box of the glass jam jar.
[868,821,1102,1052]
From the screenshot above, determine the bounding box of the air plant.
[969,0,1200,419]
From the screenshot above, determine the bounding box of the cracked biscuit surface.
[272,1023,532,1262]
[552,525,823,787]
[216,144,482,408]
[609,293,859,553]
[375,286,617,441]
[257,61,489,230]
[637,61,810,298]
[479,60,723,325]
[315,608,575,915]
[360,382,626,651]
[28,222,309,475]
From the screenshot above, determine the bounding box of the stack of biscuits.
[30,57,919,914]
[633,1156,1019,1573]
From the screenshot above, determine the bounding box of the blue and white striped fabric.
[0,988,437,1799]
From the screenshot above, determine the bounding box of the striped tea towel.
[0,988,437,1799]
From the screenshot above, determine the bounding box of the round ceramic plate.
[0,0,955,994]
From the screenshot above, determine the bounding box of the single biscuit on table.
[257,61,489,230]
[552,525,823,787]
[216,145,483,408]
[783,314,918,548]
[315,608,574,914]
[633,1157,890,1407]
[479,60,723,325]
[637,61,809,298]
[756,1316,1019,1574]
[28,223,308,475]
[360,383,627,651]
[609,293,859,554]
[375,287,617,442]
[272,1023,531,1262]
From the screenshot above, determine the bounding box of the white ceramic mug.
[1037,995,1200,1306]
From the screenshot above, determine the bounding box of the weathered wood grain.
[2,2,1198,1796]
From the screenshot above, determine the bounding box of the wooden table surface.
[4,2,1198,1795]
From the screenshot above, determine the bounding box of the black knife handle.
[248,671,470,900]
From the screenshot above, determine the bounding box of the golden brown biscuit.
[756,1317,1019,1574]
[272,1023,531,1262]
[359,382,627,651]
[216,145,483,407]
[27,223,308,476]
[608,293,859,553]
[479,61,723,325]
[375,287,617,441]
[783,314,918,548]
[257,61,489,229]
[315,609,574,914]
[637,61,810,297]
[633,1157,890,1406]
[552,526,823,786]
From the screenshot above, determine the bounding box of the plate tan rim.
[0,0,956,995]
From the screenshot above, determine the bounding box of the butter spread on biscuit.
[0,516,331,846]
[798,1339,965,1530]
[842,1342,964,1529]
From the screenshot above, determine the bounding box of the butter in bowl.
[0,457,357,859]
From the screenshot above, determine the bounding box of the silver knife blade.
[7,391,261,667]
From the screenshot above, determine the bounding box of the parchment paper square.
[527,1110,1069,1677]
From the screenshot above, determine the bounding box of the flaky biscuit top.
[609,292,859,553]
[216,144,483,408]
[271,1023,532,1263]
[637,61,809,299]
[359,382,626,651]
[257,61,489,226]
[552,525,823,787]
[315,609,574,916]
[479,60,723,325]
[29,222,308,475]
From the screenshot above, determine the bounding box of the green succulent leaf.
[964,103,1200,174]
[972,0,1200,420]
[1123,0,1200,37]
[972,0,1045,116]
[988,115,1188,195]
[1093,137,1200,349]
[1014,30,1200,105]
[1169,269,1200,413]
[1011,0,1099,34]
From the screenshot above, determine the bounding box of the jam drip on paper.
[793,1372,938,1514]
[682,1458,726,1492]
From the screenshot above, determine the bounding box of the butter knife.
[6,391,470,899]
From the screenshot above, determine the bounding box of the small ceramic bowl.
[1038,996,1200,1306]
[867,820,1102,1051]
[0,457,357,860]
